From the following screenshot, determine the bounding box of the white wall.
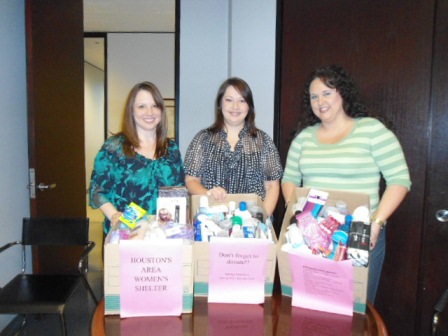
[0,0,30,330]
[229,0,277,139]
[178,0,277,156]
[179,0,229,156]
[84,62,106,222]
[107,33,175,134]
[85,62,105,184]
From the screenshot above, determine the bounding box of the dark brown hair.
[302,65,370,127]
[208,77,258,136]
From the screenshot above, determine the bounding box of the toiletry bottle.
[228,201,236,218]
[249,205,264,222]
[230,216,244,238]
[193,196,211,241]
[289,209,302,225]
[218,201,235,233]
[335,200,349,215]
[234,201,252,224]
[242,218,257,238]
[328,230,349,260]
[289,196,306,224]
[340,214,353,234]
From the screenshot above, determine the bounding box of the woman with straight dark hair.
[184,77,283,215]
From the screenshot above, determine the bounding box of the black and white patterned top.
[184,125,283,200]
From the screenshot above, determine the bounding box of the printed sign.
[290,252,354,316]
[208,237,270,304]
[119,239,183,317]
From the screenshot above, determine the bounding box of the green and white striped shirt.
[282,117,411,212]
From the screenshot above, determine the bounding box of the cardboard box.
[190,194,277,297]
[103,221,194,315]
[277,188,370,314]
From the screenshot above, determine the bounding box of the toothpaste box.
[347,221,371,268]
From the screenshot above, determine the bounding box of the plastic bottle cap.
[332,230,349,245]
[232,216,243,225]
[229,201,236,212]
[352,206,370,223]
[336,201,349,214]
[239,201,247,211]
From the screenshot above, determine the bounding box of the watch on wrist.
[371,216,387,229]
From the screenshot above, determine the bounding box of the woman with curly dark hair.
[281,65,411,304]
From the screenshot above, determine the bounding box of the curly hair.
[299,65,370,129]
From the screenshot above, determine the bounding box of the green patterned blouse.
[89,135,184,233]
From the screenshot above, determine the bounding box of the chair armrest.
[78,241,96,273]
[0,241,21,254]
[434,289,448,313]
[432,289,448,336]
[0,241,22,290]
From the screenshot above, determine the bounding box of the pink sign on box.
[119,239,183,318]
[208,237,269,304]
[290,252,354,316]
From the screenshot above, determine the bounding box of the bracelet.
[371,216,387,229]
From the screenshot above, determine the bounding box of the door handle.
[435,209,448,222]
[37,183,57,191]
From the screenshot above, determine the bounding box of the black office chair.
[0,217,99,335]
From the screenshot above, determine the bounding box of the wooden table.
[91,295,388,336]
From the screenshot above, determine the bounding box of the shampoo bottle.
[234,201,252,223]
[193,196,211,241]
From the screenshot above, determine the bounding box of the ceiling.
[83,0,175,70]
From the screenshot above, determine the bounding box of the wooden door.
[26,0,86,273]
[276,0,445,334]
[419,1,448,334]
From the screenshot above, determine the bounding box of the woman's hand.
[99,202,122,228]
[207,186,227,201]
[110,212,123,227]
[369,223,382,250]
[369,185,409,249]
[264,179,280,216]
[185,175,228,201]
